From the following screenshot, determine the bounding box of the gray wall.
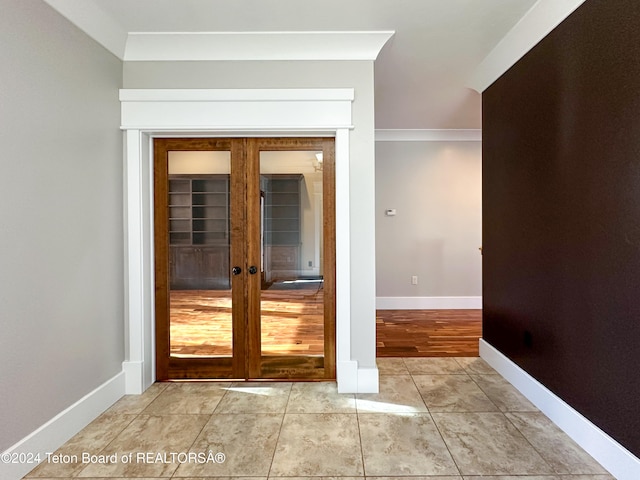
[124,60,378,367]
[0,0,124,451]
[375,141,482,298]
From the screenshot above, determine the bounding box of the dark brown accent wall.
[483,0,640,457]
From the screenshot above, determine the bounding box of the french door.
[154,137,335,380]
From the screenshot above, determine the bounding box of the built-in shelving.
[169,175,230,290]
[262,174,303,281]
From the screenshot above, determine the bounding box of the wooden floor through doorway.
[169,289,481,358]
[376,309,482,357]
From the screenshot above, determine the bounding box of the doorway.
[154,137,336,380]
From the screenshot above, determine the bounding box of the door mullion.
[230,138,247,378]
[246,139,263,378]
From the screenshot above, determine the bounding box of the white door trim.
[120,88,357,392]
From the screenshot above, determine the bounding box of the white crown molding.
[375,129,481,142]
[39,1,394,63]
[123,31,395,61]
[43,0,127,59]
[468,0,587,92]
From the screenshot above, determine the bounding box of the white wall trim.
[34,6,394,63]
[122,360,145,394]
[121,88,365,393]
[43,0,127,59]
[336,362,379,394]
[119,88,355,103]
[337,361,359,393]
[120,89,354,132]
[377,296,482,310]
[334,129,356,390]
[122,130,155,395]
[0,372,125,480]
[124,31,395,62]
[357,366,380,393]
[480,339,640,480]
[375,129,481,142]
[468,0,587,92]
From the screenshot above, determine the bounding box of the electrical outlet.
[308,260,313,267]
[411,275,418,285]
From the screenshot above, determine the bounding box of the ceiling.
[46,0,544,129]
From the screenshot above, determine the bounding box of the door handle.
[232,266,242,275]
[248,266,258,275]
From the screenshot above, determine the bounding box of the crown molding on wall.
[124,31,395,61]
[43,0,127,58]
[39,2,394,63]
[468,0,587,92]
[375,129,481,142]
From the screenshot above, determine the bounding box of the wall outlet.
[411,275,418,285]
[308,260,313,267]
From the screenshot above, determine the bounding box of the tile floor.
[24,357,615,479]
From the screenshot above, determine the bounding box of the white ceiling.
[44,0,569,129]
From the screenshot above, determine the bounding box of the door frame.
[120,88,372,393]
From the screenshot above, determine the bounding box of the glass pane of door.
[259,150,325,358]
[167,150,232,358]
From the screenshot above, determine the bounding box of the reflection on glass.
[259,151,324,357]
[167,150,232,357]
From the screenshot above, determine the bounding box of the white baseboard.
[337,360,359,393]
[375,129,482,142]
[376,296,482,310]
[0,371,126,480]
[357,366,380,393]
[337,361,379,393]
[480,339,640,480]
[123,360,145,394]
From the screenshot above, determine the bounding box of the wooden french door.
[154,137,335,380]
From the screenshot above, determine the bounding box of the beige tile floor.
[24,357,615,479]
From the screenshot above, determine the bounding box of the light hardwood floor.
[169,288,481,358]
[170,286,324,357]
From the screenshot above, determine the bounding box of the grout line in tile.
[72,410,145,478]
[408,371,431,413]
[265,386,291,478]
[427,410,463,477]
[355,402,368,478]
[502,410,558,475]
[466,371,502,413]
